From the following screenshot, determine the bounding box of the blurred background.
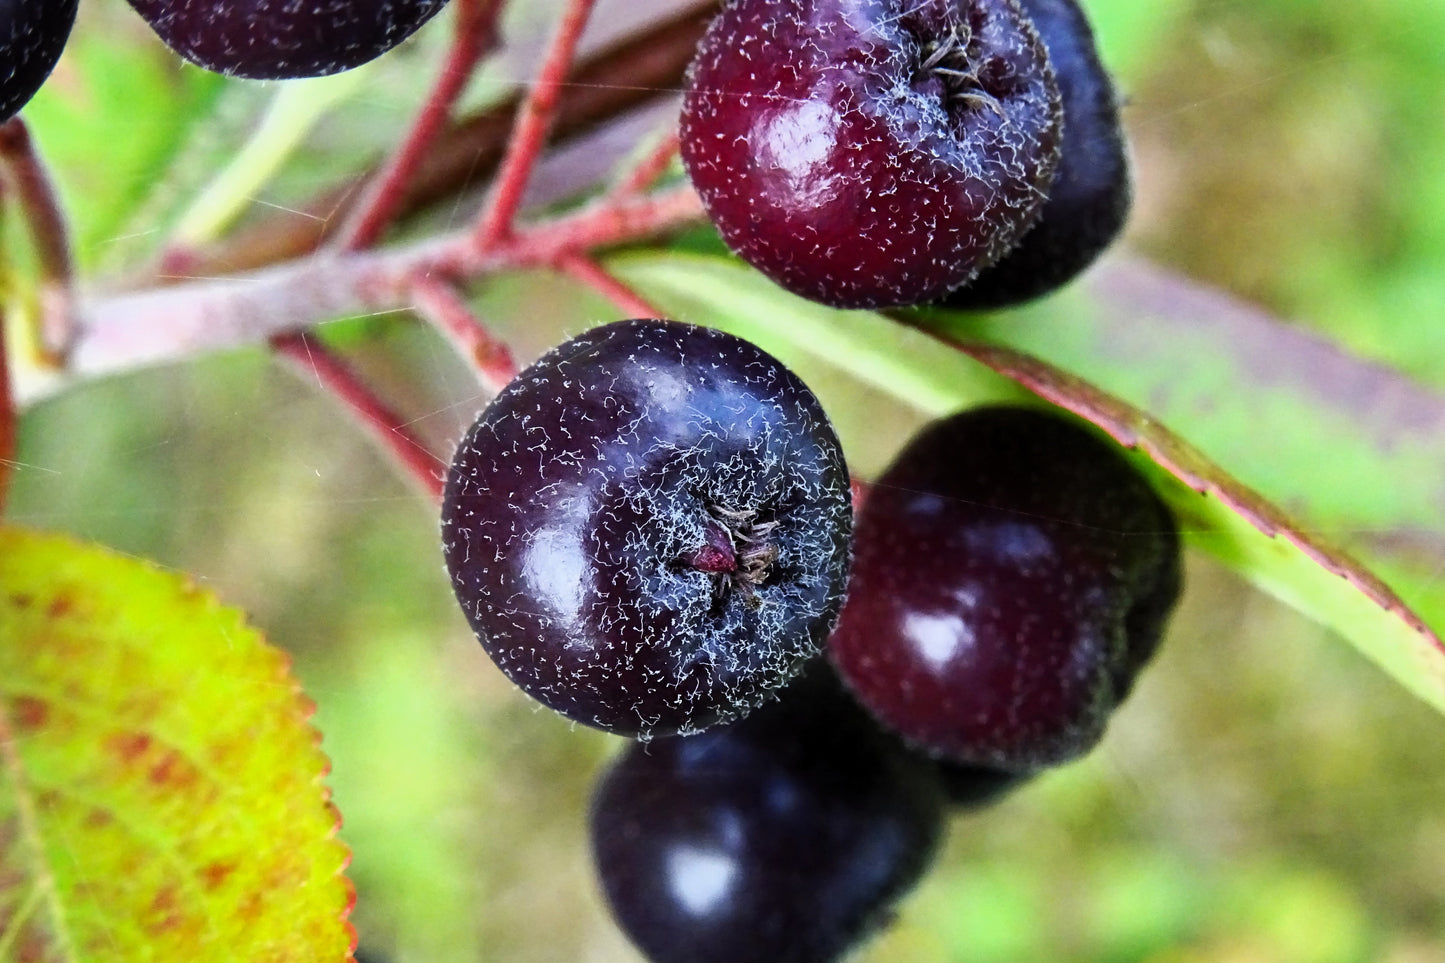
[8,0,1445,960]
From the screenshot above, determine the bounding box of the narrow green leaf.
[610,251,1445,716]
[0,526,354,962]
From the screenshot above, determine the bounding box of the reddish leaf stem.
[271,333,446,501]
[337,0,505,252]
[408,274,518,393]
[556,252,665,318]
[472,0,599,251]
[0,119,75,364]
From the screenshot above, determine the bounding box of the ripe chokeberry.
[943,0,1131,308]
[680,0,1062,309]
[123,0,450,79]
[0,0,78,122]
[441,320,853,738]
[590,664,945,963]
[828,406,1181,772]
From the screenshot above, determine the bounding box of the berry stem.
[472,0,599,251]
[0,119,75,365]
[555,253,665,318]
[271,332,446,501]
[338,0,506,252]
[408,274,518,393]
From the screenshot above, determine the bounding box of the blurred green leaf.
[26,29,225,266]
[611,252,1445,717]
[0,526,353,962]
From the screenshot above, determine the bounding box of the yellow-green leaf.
[0,526,353,962]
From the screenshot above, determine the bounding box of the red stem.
[63,184,704,389]
[556,253,665,318]
[338,0,505,252]
[408,274,518,393]
[472,0,599,250]
[0,119,76,364]
[271,332,446,501]
[169,2,716,276]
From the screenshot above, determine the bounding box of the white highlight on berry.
[903,611,976,670]
[667,845,739,917]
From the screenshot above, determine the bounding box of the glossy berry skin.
[829,407,1180,772]
[124,0,449,79]
[943,0,1130,308]
[0,0,78,122]
[442,320,852,738]
[590,666,945,963]
[680,0,1062,310]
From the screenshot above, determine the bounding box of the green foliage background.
[8,0,1445,960]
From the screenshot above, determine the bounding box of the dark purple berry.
[590,665,945,963]
[680,0,1062,309]
[943,0,1131,308]
[828,406,1180,772]
[441,320,853,738]
[0,0,78,122]
[123,0,450,79]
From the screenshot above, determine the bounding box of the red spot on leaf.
[200,861,237,890]
[146,885,183,933]
[148,749,199,790]
[110,732,152,764]
[46,594,75,619]
[11,695,48,731]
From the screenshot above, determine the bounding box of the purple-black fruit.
[0,0,78,121]
[442,320,852,738]
[680,0,1062,309]
[944,0,1131,308]
[829,406,1180,772]
[123,0,450,79]
[590,665,945,963]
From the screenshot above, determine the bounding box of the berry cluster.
[442,320,1181,959]
[436,1,1162,956]
[0,0,452,120]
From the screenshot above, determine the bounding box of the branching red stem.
[338,0,505,252]
[472,0,599,250]
[60,184,704,396]
[409,274,518,393]
[271,332,446,501]
[178,2,716,275]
